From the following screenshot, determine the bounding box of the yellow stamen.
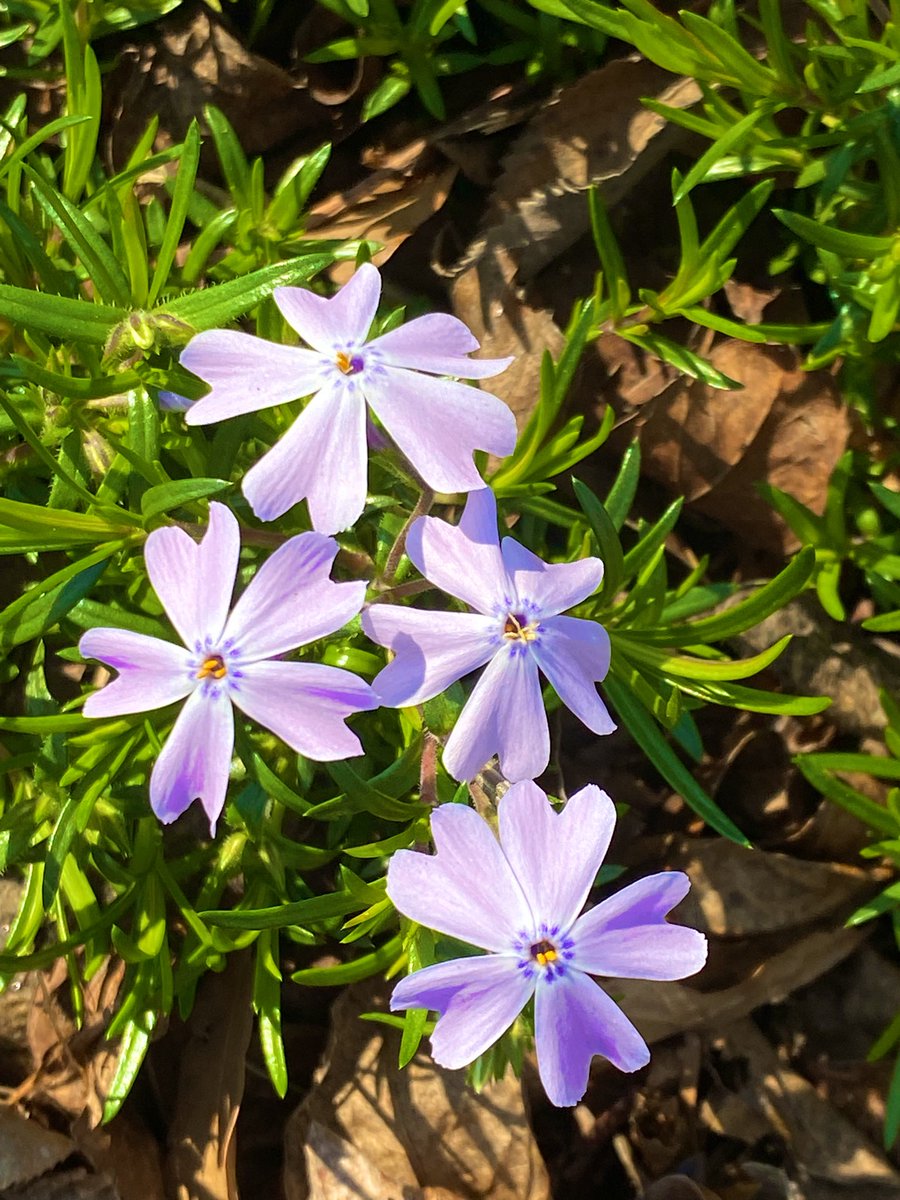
[503,615,538,643]
[531,938,558,966]
[336,351,353,374]
[197,654,227,680]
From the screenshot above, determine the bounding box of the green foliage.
[0,0,850,1120]
[797,691,900,1147]
[565,0,900,382]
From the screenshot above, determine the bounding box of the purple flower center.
[196,653,227,680]
[503,612,539,643]
[336,351,365,375]
[515,924,575,983]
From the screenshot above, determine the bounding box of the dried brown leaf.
[0,1108,74,1191]
[612,924,865,1046]
[105,2,327,166]
[3,1166,121,1199]
[166,951,253,1200]
[640,342,781,503]
[304,1120,465,1200]
[308,143,457,282]
[641,1178,722,1200]
[284,980,550,1200]
[451,247,564,428]
[712,1020,900,1198]
[671,839,876,938]
[458,58,701,284]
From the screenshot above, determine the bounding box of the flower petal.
[79,629,194,716]
[571,872,708,980]
[230,660,375,759]
[391,955,534,1069]
[387,802,534,952]
[499,782,616,936]
[501,539,603,616]
[225,531,366,659]
[144,502,239,649]
[181,331,323,424]
[149,686,234,835]
[532,615,615,735]
[405,488,511,614]
[535,970,649,1105]
[370,313,513,379]
[242,379,367,531]
[363,607,497,707]
[274,263,381,351]
[443,644,549,783]
[365,367,517,493]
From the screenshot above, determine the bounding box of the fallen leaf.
[461,58,701,285]
[104,2,329,167]
[0,1108,74,1191]
[284,980,550,1200]
[451,247,565,430]
[166,951,254,1200]
[670,838,876,938]
[307,143,457,282]
[712,1020,900,1198]
[305,1120,465,1200]
[611,924,866,1046]
[639,341,782,503]
[641,1178,722,1200]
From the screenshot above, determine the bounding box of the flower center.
[503,612,539,643]
[335,351,365,375]
[196,653,227,680]
[530,938,558,967]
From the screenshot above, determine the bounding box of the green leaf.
[0,497,136,546]
[162,253,339,328]
[795,756,896,834]
[201,888,376,931]
[605,674,750,845]
[621,498,682,583]
[622,328,742,389]
[0,543,118,650]
[604,440,640,530]
[617,633,793,681]
[102,1007,157,1123]
[147,121,201,306]
[774,209,892,259]
[254,929,287,1097]
[572,477,624,602]
[290,933,403,985]
[140,479,230,520]
[0,283,126,342]
[25,167,132,306]
[673,106,770,201]
[589,189,630,317]
[633,546,815,646]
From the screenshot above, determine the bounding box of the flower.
[79,503,376,832]
[179,264,516,534]
[362,488,615,782]
[388,781,707,1106]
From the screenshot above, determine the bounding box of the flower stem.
[382,488,434,586]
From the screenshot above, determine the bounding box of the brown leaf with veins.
[166,951,254,1200]
[284,980,550,1200]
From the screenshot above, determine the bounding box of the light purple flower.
[388,781,707,1106]
[179,264,516,534]
[362,488,615,782]
[79,503,376,832]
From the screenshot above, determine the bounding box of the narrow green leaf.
[0,283,126,342]
[102,1008,157,1123]
[632,546,815,645]
[147,121,201,306]
[572,477,624,602]
[605,675,750,845]
[605,440,640,530]
[162,253,338,328]
[140,478,230,520]
[290,933,403,985]
[774,209,892,258]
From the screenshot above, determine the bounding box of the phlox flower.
[79,503,376,832]
[179,264,516,534]
[362,488,615,782]
[388,781,707,1106]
